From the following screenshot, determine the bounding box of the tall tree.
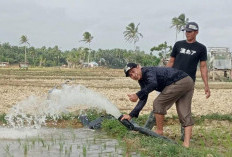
[20,35,30,63]
[171,13,189,41]
[39,55,46,67]
[178,14,189,38]
[80,32,94,64]
[123,23,143,51]
[29,47,36,66]
[150,41,172,66]
[52,45,61,66]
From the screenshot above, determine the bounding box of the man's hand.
[200,61,210,99]
[127,94,138,102]
[120,114,132,121]
[205,86,210,98]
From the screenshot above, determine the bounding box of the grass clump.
[132,114,149,126]
[139,135,219,157]
[0,113,7,124]
[194,113,232,125]
[101,118,129,138]
[84,109,107,121]
[200,113,232,122]
[59,113,79,121]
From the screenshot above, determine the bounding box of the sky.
[1,0,232,53]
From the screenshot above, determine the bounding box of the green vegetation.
[84,108,107,121]
[195,113,232,124]
[80,32,94,64]
[0,42,161,68]
[19,35,30,64]
[0,113,7,124]
[102,119,128,138]
[101,113,232,157]
[171,13,189,41]
[123,22,143,51]
[0,13,192,69]
[1,129,120,156]
[150,41,173,63]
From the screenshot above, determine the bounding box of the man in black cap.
[166,21,211,141]
[144,22,211,141]
[120,63,194,147]
[168,21,210,96]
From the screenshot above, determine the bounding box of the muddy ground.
[0,67,232,117]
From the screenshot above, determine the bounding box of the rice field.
[0,67,232,156]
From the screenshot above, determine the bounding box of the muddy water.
[0,127,140,157]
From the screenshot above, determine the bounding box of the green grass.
[199,113,232,122]
[101,118,222,156]
[101,119,128,138]
[100,113,232,157]
[0,113,7,124]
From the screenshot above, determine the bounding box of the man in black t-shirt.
[168,22,209,85]
[145,22,210,147]
[168,22,210,146]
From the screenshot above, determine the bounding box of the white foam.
[5,84,121,128]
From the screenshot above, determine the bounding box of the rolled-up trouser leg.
[175,77,194,141]
[175,84,194,127]
[153,76,194,130]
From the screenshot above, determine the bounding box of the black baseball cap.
[124,63,137,77]
[182,22,199,31]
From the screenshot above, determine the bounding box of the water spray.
[5,84,122,128]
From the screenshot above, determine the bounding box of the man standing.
[144,22,210,140]
[167,21,210,97]
[143,22,211,145]
[167,22,211,140]
[120,63,194,147]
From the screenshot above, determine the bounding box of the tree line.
[0,13,188,68]
[0,43,162,68]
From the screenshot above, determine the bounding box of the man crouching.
[120,63,194,148]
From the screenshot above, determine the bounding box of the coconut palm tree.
[123,22,143,51]
[29,47,36,66]
[39,55,46,67]
[178,14,189,38]
[171,13,189,41]
[80,32,94,64]
[20,35,30,63]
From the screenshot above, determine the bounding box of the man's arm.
[120,96,148,120]
[129,96,148,118]
[200,61,210,98]
[166,57,175,67]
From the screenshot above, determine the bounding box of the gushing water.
[1,85,141,157]
[5,84,121,128]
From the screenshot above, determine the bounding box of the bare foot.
[155,130,163,135]
[182,142,190,148]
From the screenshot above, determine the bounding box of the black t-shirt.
[171,40,207,81]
